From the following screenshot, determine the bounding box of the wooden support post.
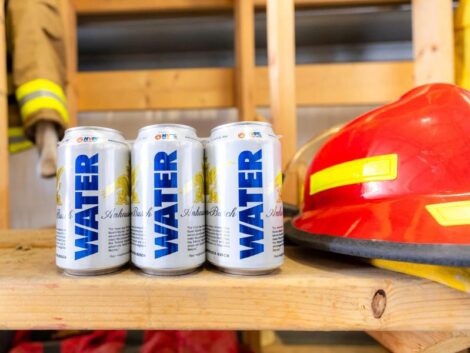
[235,0,256,121]
[369,331,470,353]
[267,0,297,204]
[242,331,262,353]
[412,0,454,85]
[61,0,78,127]
[0,0,9,229]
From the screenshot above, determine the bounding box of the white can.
[56,127,131,275]
[206,122,284,275]
[131,124,205,275]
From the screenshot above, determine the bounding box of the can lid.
[138,124,196,134]
[65,126,124,136]
[210,121,272,134]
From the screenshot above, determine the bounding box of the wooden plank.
[76,62,413,111]
[74,0,408,14]
[369,331,470,353]
[60,0,78,127]
[255,62,414,106]
[290,0,407,6]
[0,0,9,229]
[264,344,387,353]
[412,0,454,85]
[235,0,256,121]
[267,0,297,207]
[3,230,470,330]
[77,68,234,111]
[294,62,413,105]
[0,229,55,249]
[74,0,233,14]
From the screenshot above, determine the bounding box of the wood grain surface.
[77,62,413,111]
[1,230,470,330]
[73,0,408,14]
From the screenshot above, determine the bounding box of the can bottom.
[59,264,126,276]
[214,265,278,276]
[138,266,201,276]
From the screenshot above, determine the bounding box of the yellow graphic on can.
[131,166,139,204]
[102,162,133,205]
[204,155,218,203]
[181,170,204,203]
[193,171,204,203]
[56,166,64,206]
[275,171,283,203]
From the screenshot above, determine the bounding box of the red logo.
[155,134,162,140]
[238,132,245,139]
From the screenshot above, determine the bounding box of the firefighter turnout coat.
[5,0,69,153]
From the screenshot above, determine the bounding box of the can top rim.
[210,121,272,134]
[65,126,124,136]
[138,124,196,133]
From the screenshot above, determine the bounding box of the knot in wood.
[15,244,31,251]
[371,289,386,319]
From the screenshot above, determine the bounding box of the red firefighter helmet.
[286,83,470,266]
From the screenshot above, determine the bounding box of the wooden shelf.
[1,229,470,331]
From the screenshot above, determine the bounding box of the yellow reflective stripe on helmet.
[426,201,470,226]
[20,96,69,124]
[309,154,398,195]
[371,258,470,293]
[16,79,66,102]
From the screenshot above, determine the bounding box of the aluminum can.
[131,124,205,275]
[56,126,131,275]
[206,121,284,275]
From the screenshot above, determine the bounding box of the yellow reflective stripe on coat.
[16,79,69,124]
[309,154,398,195]
[16,79,66,102]
[8,127,26,138]
[426,201,470,226]
[20,96,69,124]
[8,127,33,153]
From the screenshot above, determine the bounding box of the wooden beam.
[61,0,78,127]
[74,0,408,15]
[369,331,470,353]
[412,0,454,85]
[267,0,297,206]
[0,0,9,229]
[289,0,407,6]
[77,68,234,111]
[264,344,387,353]
[76,62,413,111]
[74,0,232,14]
[235,0,256,121]
[256,62,414,106]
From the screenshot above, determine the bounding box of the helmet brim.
[285,220,470,266]
[286,196,470,267]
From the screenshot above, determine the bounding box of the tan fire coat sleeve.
[7,0,69,141]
